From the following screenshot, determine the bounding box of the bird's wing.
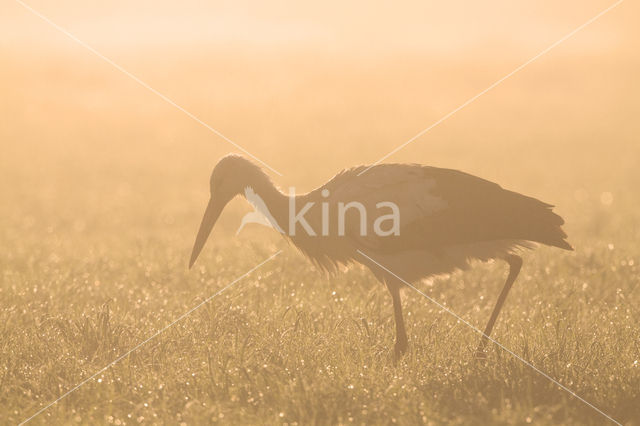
[319,164,448,251]
[320,164,571,252]
[406,166,572,251]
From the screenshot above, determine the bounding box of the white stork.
[189,154,572,357]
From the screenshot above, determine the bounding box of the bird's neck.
[243,172,290,230]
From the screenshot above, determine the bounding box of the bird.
[189,154,573,358]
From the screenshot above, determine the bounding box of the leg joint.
[505,254,523,274]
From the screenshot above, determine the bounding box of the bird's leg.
[388,283,408,357]
[475,254,522,359]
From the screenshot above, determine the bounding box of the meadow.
[2,2,640,423]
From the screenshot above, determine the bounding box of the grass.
[1,36,640,424]
[3,237,640,424]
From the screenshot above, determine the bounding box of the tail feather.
[500,191,573,251]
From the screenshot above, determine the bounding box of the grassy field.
[2,2,640,424]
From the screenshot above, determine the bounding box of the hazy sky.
[2,0,635,55]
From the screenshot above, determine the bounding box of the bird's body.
[190,154,572,356]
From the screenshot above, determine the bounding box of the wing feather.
[312,164,572,253]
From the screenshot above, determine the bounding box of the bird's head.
[189,154,266,268]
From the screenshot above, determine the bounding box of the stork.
[189,154,572,357]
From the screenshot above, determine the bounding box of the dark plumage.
[190,154,572,357]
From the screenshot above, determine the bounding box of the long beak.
[189,198,224,269]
